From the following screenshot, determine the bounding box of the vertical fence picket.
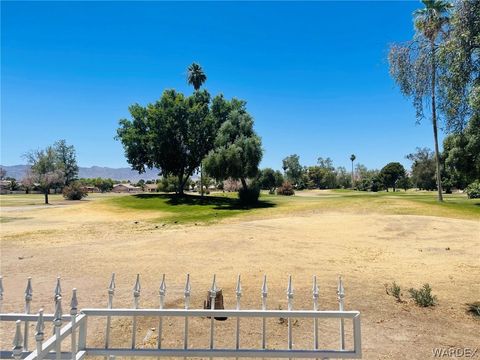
[337,276,345,350]
[24,277,33,351]
[12,320,23,360]
[35,309,45,359]
[53,296,62,360]
[70,289,78,360]
[261,275,267,350]
[158,274,166,349]
[235,274,242,354]
[312,275,319,350]
[105,273,115,350]
[209,274,217,360]
[287,275,294,353]
[132,274,141,349]
[183,274,191,351]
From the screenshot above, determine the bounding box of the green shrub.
[277,181,295,196]
[466,180,480,199]
[385,281,402,302]
[409,283,437,307]
[62,182,88,200]
[238,186,260,205]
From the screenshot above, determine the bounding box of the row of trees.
[116,63,263,203]
[389,0,479,201]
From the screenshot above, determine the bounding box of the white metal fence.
[0,274,361,359]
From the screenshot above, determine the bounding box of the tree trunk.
[240,178,248,191]
[431,40,444,202]
[177,172,185,196]
[44,189,49,204]
[351,161,354,189]
[200,163,204,198]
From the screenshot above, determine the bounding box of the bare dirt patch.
[1,197,479,359]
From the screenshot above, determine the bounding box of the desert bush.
[238,186,260,205]
[277,181,295,196]
[409,283,437,307]
[385,281,402,302]
[466,180,480,199]
[466,302,480,317]
[223,178,242,192]
[62,182,88,200]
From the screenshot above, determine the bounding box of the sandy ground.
[1,197,479,359]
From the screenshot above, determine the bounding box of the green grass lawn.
[107,189,480,224]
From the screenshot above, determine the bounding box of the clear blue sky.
[2,1,438,171]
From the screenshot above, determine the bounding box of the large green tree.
[406,147,437,190]
[282,154,303,186]
[438,0,479,132]
[204,105,263,191]
[389,0,451,201]
[116,89,216,195]
[54,139,79,186]
[379,162,407,192]
[24,146,64,204]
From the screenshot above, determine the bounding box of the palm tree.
[413,0,451,201]
[187,62,207,196]
[350,154,356,189]
[187,62,207,91]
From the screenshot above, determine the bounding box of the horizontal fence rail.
[0,274,362,359]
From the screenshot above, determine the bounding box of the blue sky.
[2,1,438,171]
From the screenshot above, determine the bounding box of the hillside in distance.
[0,165,162,182]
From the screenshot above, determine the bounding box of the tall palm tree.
[350,154,356,189]
[187,62,207,91]
[413,0,451,201]
[187,62,207,196]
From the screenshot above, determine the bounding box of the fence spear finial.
[210,274,218,296]
[236,274,242,297]
[133,274,141,297]
[108,273,116,295]
[337,276,345,301]
[313,275,319,299]
[54,277,62,301]
[262,274,268,298]
[25,277,33,302]
[159,274,166,309]
[13,320,23,356]
[184,274,191,309]
[287,275,294,298]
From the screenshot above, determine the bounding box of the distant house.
[81,186,100,193]
[145,184,158,192]
[112,183,142,193]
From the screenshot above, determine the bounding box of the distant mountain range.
[0,165,163,182]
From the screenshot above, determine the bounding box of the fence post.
[337,276,345,351]
[132,274,141,349]
[183,274,191,351]
[287,275,294,352]
[209,274,217,356]
[105,273,115,350]
[70,289,78,360]
[261,275,267,350]
[53,296,63,360]
[24,277,33,351]
[235,275,242,352]
[158,274,166,349]
[12,320,24,360]
[312,275,319,350]
[35,309,45,360]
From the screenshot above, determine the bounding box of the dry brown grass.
[1,192,479,359]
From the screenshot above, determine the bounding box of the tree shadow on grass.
[132,193,276,210]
